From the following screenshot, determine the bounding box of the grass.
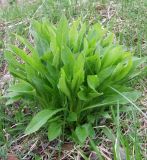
[0,0,146,159]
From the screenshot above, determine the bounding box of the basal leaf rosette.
[5,16,144,143]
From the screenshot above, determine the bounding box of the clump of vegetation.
[5,16,143,144]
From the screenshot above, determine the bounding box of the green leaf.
[5,50,25,71]
[75,124,95,144]
[67,112,77,122]
[56,15,69,49]
[116,59,132,81]
[109,86,147,118]
[15,34,37,56]
[87,115,95,124]
[4,82,36,104]
[102,91,141,105]
[98,66,115,84]
[87,75,99,90]
[86,124,95,138]
[10,45,32,64]
[8,82,35,95]
[58,69,71,99]
[102,112,111,119]
[87,23,106,48]
[25,109,64,135]
[111,58,133,81]
[75,125,88,144]
[85,54,101,74]
[101,46,123,68]
[71,54,85,92]
[61,46,75,77]
[48,121,62,141]
[10,45,47,79]
[31,21,52,56]
[76,23,86,51]
[102,32,114,47]
[61,46,74,65]
[78,86,103,101]
[69,18,80,51]
[102,126,115,142]
[5,96,21,105]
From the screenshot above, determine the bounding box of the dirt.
[7,153,18,160]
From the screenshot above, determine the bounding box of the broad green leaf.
[76,23,87,51]
[85,54,101,74]
[71,54,85,92]
[4,92,21,98]
[5,82,35,103]
[48,121,62,141]
[10,45,47,79]
[4,84,35,104]
[15,34,38,57]
[61,46,74,65]
[61,46,75,77]
[102,91,141,105]
[87,75,99,90]
[101,112,111,119]
[101,46,123,68]
[5,51,25,71]
[67,112,77,122]
[75,124,95,144]
[116,59,132,81]
[87,115,95,124]
[82,38,89,55]
[8,68,27,80]
[75,125,88,144]
[78,87,103,101]
[5,51,26,80]
[56,15,69,49]
[85,123,95,138]
[102,32,114,47]
[102,126,115,142]
[128,57,146,80]
[110,63,123,80]
[81,102,113,112]
[69,18,80,51]
[94,48,101,72]
[25,109,63,135]
[98,66,115,84]
[111,58,133,81]
[31,21,54,56]
[87,23,106,48]
[93,23,106,40]
[110,86,147,118]
[10,45,32,64]
[78,88,89,101]
[5,96,21,105]
[8,82,35,94]
[58,69,71,99]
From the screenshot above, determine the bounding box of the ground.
[0,0,147,159]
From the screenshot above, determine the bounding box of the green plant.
[101,105,144,160]
[5,16,144,144]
